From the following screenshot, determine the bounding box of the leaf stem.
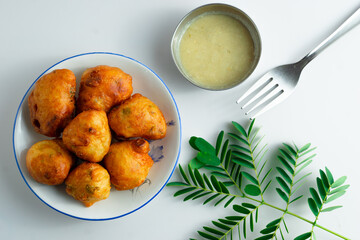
[244,197,350,240]
[246,135,264,201]
[219,161,245,197]
[267,148,301,239]
[222,204,262,240]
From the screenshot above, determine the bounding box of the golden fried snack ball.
[108,93,167,140]
[28,69,76,137]
[76,65,133,113]
[65,162,111,207]
[26,139,74,185]
[62,110,111,163]
[104,139,154,190]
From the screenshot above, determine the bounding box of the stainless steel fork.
[237,7,360,119]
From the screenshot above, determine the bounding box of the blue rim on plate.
[12,52,182,221]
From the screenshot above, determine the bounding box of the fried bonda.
[62,110,111,162]
[28,69,76,137]
[108,93,167,140]
[65,162,111,207]
[104,139,153,191]
[26,139,74,185]
[76,65,133,113]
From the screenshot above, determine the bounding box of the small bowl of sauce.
[171,3,261,90]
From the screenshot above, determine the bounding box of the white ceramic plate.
[12,52,182,220]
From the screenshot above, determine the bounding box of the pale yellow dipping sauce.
[179,13,254,89]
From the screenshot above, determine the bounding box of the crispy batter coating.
[26,139,74,185]
[108,93,167,140]
[62,110,111,162]
[65,162,111,207]
[28,69,76,137]
[76,65,133,113]
[104,139,154,190]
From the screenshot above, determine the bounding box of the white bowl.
[12,52,182,221]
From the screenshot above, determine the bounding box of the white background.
[1,0,360,239]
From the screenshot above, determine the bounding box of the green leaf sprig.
[167,120,350,240]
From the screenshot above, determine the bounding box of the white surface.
[1,0,360,239]
[13,53,181,220]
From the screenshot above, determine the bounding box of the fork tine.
[248,90,287,119]
[236,73,272,104]
[245,88,283,115]
[245,84,284,115]
[241,81,278,109]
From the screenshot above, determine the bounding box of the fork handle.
[300,7,360,66]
